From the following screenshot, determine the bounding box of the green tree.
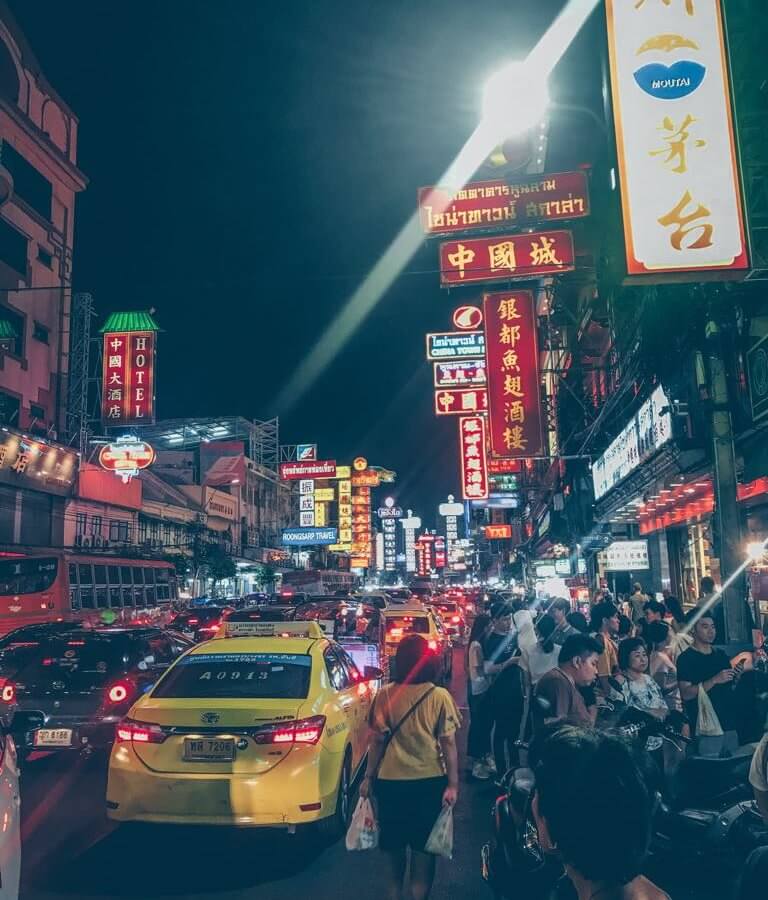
[200,543,236,591]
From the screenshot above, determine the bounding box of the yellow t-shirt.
[370,682,461,781]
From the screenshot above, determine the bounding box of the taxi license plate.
[34,728,73,747]
[183,738,235,761]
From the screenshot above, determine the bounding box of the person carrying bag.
[358,635,461,900]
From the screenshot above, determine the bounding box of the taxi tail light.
[451,615,461,624]
[115,719,167,744]
[254,715,326,746]
[427,640,438,651]
[0,679,15,703]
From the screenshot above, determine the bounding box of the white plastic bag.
[425,804,454,859]
[345,797,379,851]
[696,684,724,737]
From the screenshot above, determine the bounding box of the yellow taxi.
[380,603,453,683]
[106,622,379,835]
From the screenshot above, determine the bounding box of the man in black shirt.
[677,612,740,742]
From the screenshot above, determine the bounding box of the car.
[292,598,380,641]
[0,709,31,900]
[429,599,467,640]
[380,605,452,683]
[385,588,413,604]
[106,621,380,834]
[213,606,296,638]
[168,606,233,641]
[0,625,192,758]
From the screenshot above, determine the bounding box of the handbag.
[696,684,724,737]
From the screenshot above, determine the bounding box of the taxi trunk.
[123,697,316,775]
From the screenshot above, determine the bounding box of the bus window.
[96,587,108,609]
[68,563,78,586]
[122,588,134,607]
[133,567,144,585]
[109,587,121,608]
[0,557,59,595]
[70,589,80,611]
[120,566,132,585]
[145,585,156,606]
[157,584,169,601]
[94,565,107,585]
[143,568,155,585]
[79,565,93,586]
[134,588,146,608]
[80,587,95,609]
[108,566,120,585]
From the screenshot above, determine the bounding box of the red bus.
[0,552,178,636]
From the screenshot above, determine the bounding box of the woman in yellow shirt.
[360,634,461,900]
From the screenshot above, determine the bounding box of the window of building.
[0,304,24,357]
[0,217,28,278]
[163,523,171,545]
[90,515,102,538]
[138,518,148,543]
[36,246,53,268]
[29,403,45,422]
[109,520,130,543]
[0,390,20,428]
[0,141,53,221]
[32,321,49,344]
[150,520,159,540]
[75,512,87,537]
[0,40,20,105]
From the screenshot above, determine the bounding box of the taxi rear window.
[385,616,430,634]
[152,652,312,699]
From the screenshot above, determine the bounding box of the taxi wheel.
[317,754,351,842]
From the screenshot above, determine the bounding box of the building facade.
[0,2,86,437]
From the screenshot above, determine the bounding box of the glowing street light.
[481,61,550,144]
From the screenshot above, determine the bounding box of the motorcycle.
[481,709,757,900]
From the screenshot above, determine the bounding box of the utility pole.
[706,317,749,645]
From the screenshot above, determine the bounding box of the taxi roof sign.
[223,621,326,639]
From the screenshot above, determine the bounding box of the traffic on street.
[1,0,768,897]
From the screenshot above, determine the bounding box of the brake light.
[187,618,199,626]
[0,682,15,703]
[428,640,438,651]
[107,681,133,704]
[452,616,461,623]
[67,640,86,646]
[254,715,326,746]
[115,719,167,744]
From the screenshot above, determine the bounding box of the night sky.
[8,0,601,526]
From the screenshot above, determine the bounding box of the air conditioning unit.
[82,536,92,548]
[74,534,84,547]
[94,536,104,548]
[102,538,110,548]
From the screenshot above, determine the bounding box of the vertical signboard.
[459,415,489,501]
[102,331,156,425]
[483,291,544,458]
[605,0,748,279]
[401,510,421,574]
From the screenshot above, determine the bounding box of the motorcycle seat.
[512,767,535,794]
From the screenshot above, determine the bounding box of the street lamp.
[481,61,550,144]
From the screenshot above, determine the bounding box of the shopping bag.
[345,797,379,851]
[425,804,454,859]
[696,684,724,737]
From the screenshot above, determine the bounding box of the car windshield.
[385,615,430,634]
[172,609,224,626]
[226,608,293,622]
[435,601,458,613]
[152,652,312,699]
[0,633,128,687]
[0,557,58,596]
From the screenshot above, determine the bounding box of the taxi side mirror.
[364,666,383,681]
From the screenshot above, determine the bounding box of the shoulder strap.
[372,685,436,777]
